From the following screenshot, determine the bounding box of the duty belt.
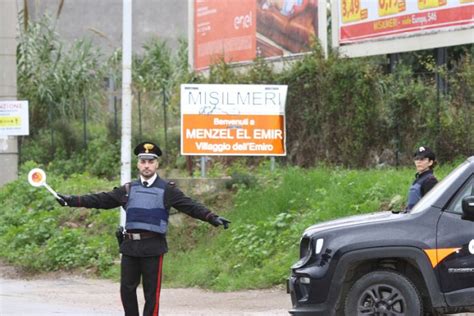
[124,231,160,240]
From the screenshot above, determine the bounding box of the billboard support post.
[435,47,448,153]
[389,53,400,167]
[389,53,400,73]
[201,156,207,178]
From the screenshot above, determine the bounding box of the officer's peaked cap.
[134,142,162,160]
[414,146,435,160]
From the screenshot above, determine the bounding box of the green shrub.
[0,167,120,275]
[225,172,257,190]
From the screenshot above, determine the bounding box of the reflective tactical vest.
[125,179,170,234]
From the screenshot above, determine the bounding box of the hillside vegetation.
[17,15,473,173]
[0,160,458,290]
[7,10,471,291]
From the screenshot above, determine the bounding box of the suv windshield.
[411,160,469,213]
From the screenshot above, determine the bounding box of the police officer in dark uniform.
[406,146,438,211]
[56,142,230,316]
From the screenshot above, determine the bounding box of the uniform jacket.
[65,175,217,257]
[406,169,438,210]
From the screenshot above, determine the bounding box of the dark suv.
[288,156,474,315]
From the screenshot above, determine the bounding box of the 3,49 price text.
[342,0,368,23]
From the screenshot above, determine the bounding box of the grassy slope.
[0,161,455,290]
[164,164,453,290]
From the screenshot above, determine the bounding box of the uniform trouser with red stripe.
[121,254,164,316]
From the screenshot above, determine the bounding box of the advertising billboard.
[0,101,29,136]
[332,0,474,57]
[181,84,287,156]
[191,0,327,70]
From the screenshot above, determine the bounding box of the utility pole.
[120,0,132,226]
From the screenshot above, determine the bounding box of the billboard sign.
[181,84,287,156]
[0,101,29,136]
[332,0,474,57]
[193,0,256,71]
[191,0,326,70]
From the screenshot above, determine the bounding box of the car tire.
[344,270,423,316]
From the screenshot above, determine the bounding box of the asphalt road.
[0,275,290,316]
[1,262,472,316]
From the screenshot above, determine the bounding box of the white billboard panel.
[332,0,474,57]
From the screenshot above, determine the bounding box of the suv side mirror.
[461,196,474,221]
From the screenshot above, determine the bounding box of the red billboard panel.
[193,0,321,70]
[194,0,257,70]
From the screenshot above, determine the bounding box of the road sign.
[0,101,29,136]
[181,84,287,156]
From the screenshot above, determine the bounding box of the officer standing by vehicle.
[56,142,230,316]
[406,146,438,211]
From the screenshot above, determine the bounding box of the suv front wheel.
[344,270,423,316]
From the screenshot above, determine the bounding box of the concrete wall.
[0,1,19,186]
[24,0,188,57]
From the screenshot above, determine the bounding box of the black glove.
[56,194,72,207]
[209,216,231,229]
